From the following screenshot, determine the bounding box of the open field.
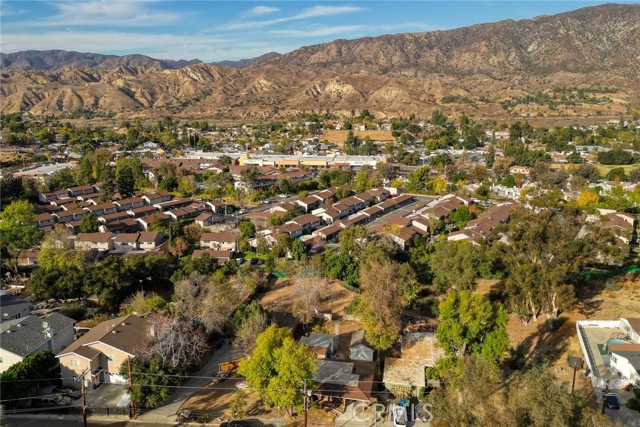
[550,163,639,178]
[321,129,394,146]
[257,277,356,318]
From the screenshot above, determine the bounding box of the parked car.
[220,421,251,427]
[53,394,72,406]
[278,194,287,198]
[261,199,271,204]
[177,410,196,421]
[235,258,245,265]
[605,394,620,409]
[238,209,248,215]
[59,388,81,399]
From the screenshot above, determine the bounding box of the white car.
[278,194,287,198]
[391,404,407,427]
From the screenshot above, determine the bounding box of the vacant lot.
[257,277,356,318]
[322,129,394,146]
[550,163,639,178]
[480,275,640,392]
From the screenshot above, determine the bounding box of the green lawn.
[243,252,267,260]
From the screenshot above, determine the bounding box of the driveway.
[135,340,241,424]
[86,384,128,409]
[600,390,640,427]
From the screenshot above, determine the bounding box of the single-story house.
[350,330,374,362]
[300,333,336,359]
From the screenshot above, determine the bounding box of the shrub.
[506,345,526,370]
[605,279,621,292]
[626,397,640,412]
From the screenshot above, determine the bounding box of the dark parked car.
[220,421,251,427]
[605,394,620,409]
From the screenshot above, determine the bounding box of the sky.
[1,1,639,62]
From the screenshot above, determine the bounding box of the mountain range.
[1,3,639,120]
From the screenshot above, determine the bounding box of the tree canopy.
[238,325,316,416]
[435,290,509,367]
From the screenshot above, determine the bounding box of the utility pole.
[303,379,308,427]
[81,374,87,427]
[128,357,134,419]
[571,364,578,393]
[601,380,609,414]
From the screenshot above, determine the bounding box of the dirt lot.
[257,278,356,318]
[321,129,394,146]
[479,275,640,392]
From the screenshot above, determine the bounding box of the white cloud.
[23,0,181,27]
[226,5,363,30]
[0,3,26,17]
[242,6,280,17]
[271,25,365,38]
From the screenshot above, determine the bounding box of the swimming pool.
[607,339,629,345]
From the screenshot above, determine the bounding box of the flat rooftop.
[12,163,76,176]
[578,323,638,380]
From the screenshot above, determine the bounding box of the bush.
[58,304,87,320]
[626,397,640,412]
[506,345,526,370]
[605,279,621,292]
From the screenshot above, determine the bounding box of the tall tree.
[429,239,480,292]
[498,207,618,322]
[173,272,240,334]
[292,264,327,326]
[435,290,509,366]
[238,325,316,416]
[0,200,43,274]
[141,315,209,370]
[116,164,135,197]
[358,257,417,351]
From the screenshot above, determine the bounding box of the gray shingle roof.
[0,293,31,320]
[0,313,75,357]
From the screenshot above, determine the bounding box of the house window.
[71,359,80,367]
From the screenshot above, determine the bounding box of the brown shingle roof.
[200,231,238,242]
[57,314,152,358]
[114,233,139,243]
[76,233,112,242]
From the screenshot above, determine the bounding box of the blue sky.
[1,1,638,62]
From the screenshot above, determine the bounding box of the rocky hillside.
[1,4,639,120]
